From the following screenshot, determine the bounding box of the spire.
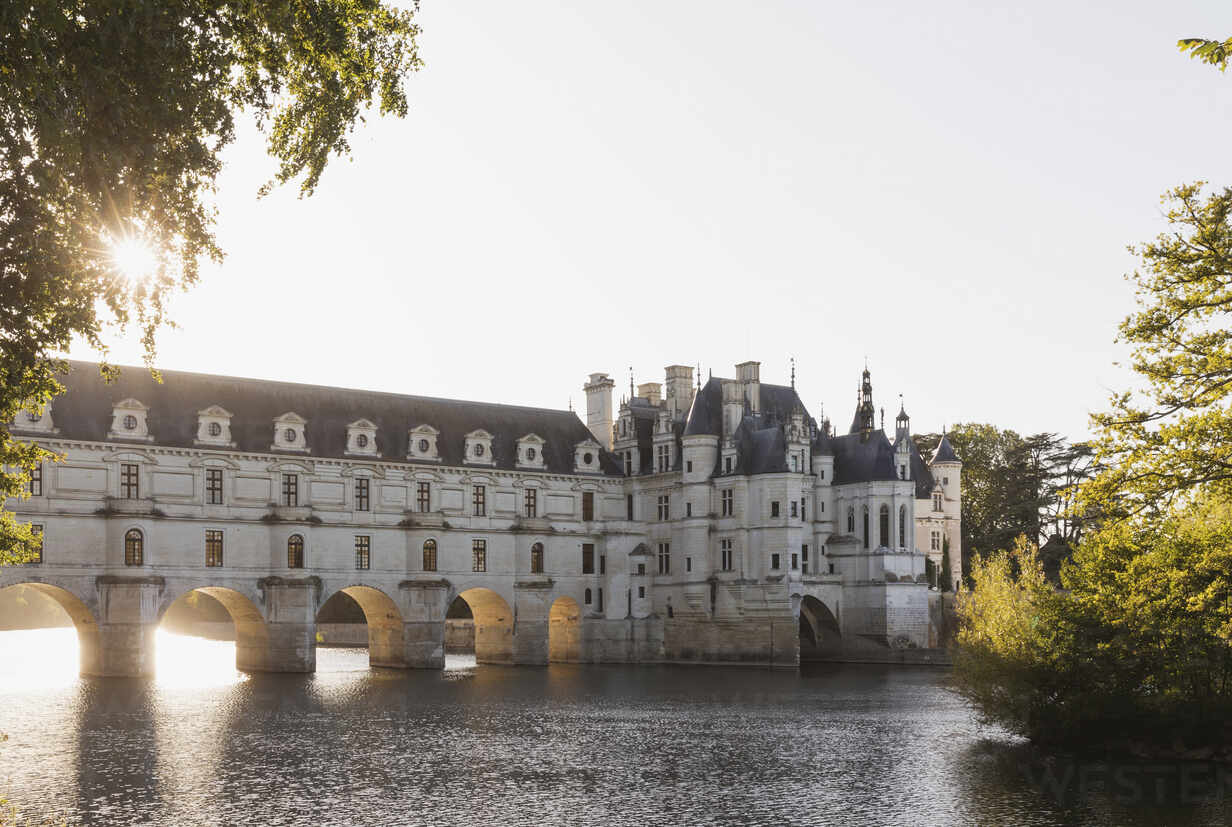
[790,356,796,389]
[850,365,876,440]
[895,395,911,447]
[629,366,634,400]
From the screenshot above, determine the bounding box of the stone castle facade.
[4,360,960,675]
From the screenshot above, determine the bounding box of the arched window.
[124,528,143,566]
[423,539,437,572]
[585,588,593,605]
[287,534,304,568]
[899,505,907,548]
[879,504,890,549]
[847,507,855,533]
[530,542,544,574]
[862,506,869,549]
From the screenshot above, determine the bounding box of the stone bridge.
[0,564,592,677]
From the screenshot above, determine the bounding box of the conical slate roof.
[931,434,960,464]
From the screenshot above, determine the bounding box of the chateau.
[4,360,960,675]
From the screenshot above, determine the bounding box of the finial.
[790,356,796,389]
[696,362,701,390]
[880,407,885,430]
[629,366,634,399]
[568,397,573,412]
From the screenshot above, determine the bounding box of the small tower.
[893,400,912,482]
[583,373,615,450]
[850,367,876,441]
[930,432,963,573]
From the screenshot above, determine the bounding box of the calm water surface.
[0,629,1227,826]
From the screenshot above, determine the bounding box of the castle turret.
[894,401,912,481]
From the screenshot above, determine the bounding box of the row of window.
[844,504,911,550]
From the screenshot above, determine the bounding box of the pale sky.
[69,0,1232,440]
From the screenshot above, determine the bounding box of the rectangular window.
[524,488,537,518]
[686,460,693,473]
[473,484,486,516]
[657,542,671,575]
[28,464,41,497]
[582,543,595,574]
[472,539,487,572]
[29,524,43,564]
[931,531,940,551]
[792,454,798,472]
[721,489,733,517]
[721,538,733,571]
[423,540,437,572]
[530,543,544,573]
[933,494,943,512]
[206,468,223,505]
[657,444,670,472]
[657,495,669,521]
[820,468,825,480]
[417,482,431,513]
[355,535,370,570]
[686,557,692,573]
[637,563,646,575]
[205,530,224,567]
[582,492,594,521]
[120,463,139,499]
[771,501,780,518]
[686,502,692,517]
[771,552,781,570]
[624,452,632,476]
[638,585,645,599]
[791,553,799,570]
[281,473,298,507]
[790,501,798,518]
[801,498,806,520]
[724,456,732,474]
[355,478,370,512]
[599,554,606,575]
[626,494,634,521]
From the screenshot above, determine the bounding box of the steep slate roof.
[830,431,899,485]
[932,434,960,464]
[682,377,722,436]
[907,440,936,499]
[40,361,621,475]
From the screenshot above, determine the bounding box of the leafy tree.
[1079,183,1232,522]
[939,535,953,592]
[1179,37,1232,71]
[0,1,422,561]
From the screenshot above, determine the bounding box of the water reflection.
[0,629,1227,826]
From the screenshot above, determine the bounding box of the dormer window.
[516,433,546,469]
[196,405,234,447]
[272,412,308,453]
[108,399,152,442]
[408,424,440,462]
[574,439,602,473]
[464,430,495,466]
[345,419,379,457]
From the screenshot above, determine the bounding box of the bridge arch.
[548,595,582,663]
[453,587,513,664]
[158,584,270,673]
[798,595,842,660]
[316,585,405,668]
[0,581,101,673]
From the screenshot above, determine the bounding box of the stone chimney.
[721,379,744,439]
[663,365,695,419]
[637,382,662,406]
[583,373,615,450]
[735,360,761,414]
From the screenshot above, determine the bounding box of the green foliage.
[1178,37,1232,71]
[1080,183,1232,522]
[0,1,421,559]
[955,498,1232,753]
[939,536,953,592]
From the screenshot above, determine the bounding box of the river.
[0,629,1227,826]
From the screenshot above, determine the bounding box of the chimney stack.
[663,364,695,419]
[735,360,761,414]
[583,373,615,450]
[636,382,662,406]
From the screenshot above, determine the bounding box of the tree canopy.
[0,1,421,561]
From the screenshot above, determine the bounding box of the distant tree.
[939,536,953,592]
[0,1,422,561]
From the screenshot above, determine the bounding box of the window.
[355,478,370,512]
[931,530,941,551]
[125,528,145,566]
[847,506,855,533]
[638,585,645,599]
[599,553,607,574]
[819,468,825,480]
[791,553,799,570]
[637,562,646,575]
[899,464,906,480]
[120,463,139,499]
[933,493,943,512]
[801,498,806,521]
[771,501,780,518]
[721,538,733,571]
[597,588,604,612]
[802,544,809,574]
[686,557,692,572]
[474,443,485,458]
[417,482,431,513]
[724,456,732,474]
[585,588,592,605]
[686,460,693,473]
[582,543,595,574]
[624,453,632,476]
[657,495,669,521]
[472,539,487,572]
[524,488,537,518]
[656,444,670,472]
[287,534,304,568]
[473,485,486,516]
[205,529,224,567]
[531,542,544,573]
[686,502,692,517]
[862,506,870,549]
[790,501,798,518]
[208,422,222,437]
[355,535,370,570]
[771,553,781,570]
[29,524,43,564]
[28,464,41,496]
[829,562,835,574]
[423,539,437,571]
[582,492,594,521]
[626,494,634,520]
[943,476,949,486]
[281,473,298,507]
[657,542,671,575]
[879,504,890,549]
[899,505,907,548]
[206,468,223,505]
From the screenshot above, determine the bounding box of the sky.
[69,0,1232,440]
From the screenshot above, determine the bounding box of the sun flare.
[108,236,159,282]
